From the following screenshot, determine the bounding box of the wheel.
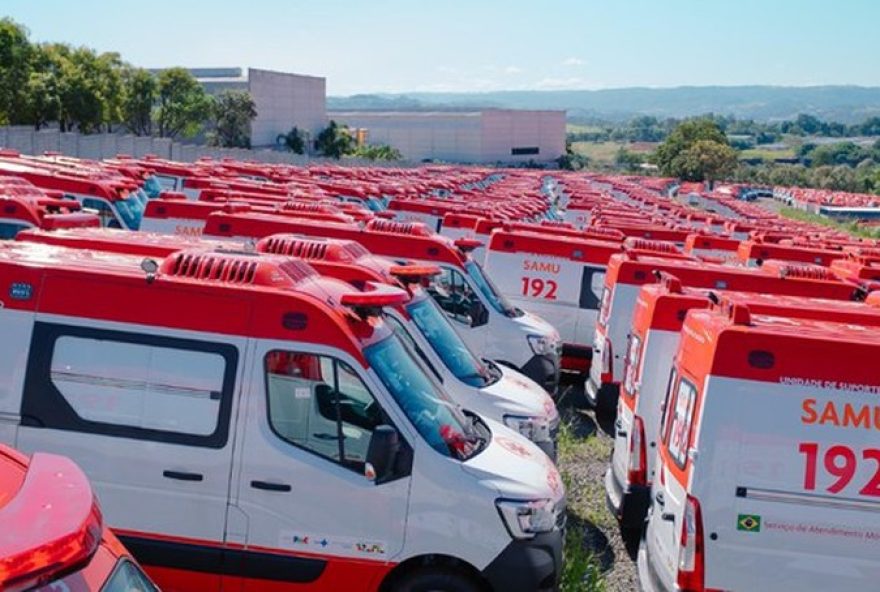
[392,567,482,592]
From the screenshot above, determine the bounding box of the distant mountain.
[327,86,880,123]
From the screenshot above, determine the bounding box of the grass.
[739,147,797,162]
[779,206,880,239]
[557,417,611,592]
[570,141,658,166]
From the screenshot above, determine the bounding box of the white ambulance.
[16,228,560,458]
[201,212,564,394]
[588,253,863,411]
[640,304,880,592]
[0,242,564,592]
[482,228,621,374]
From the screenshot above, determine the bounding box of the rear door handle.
[655,491,666,507]
[163,470,204,482]
[251,480,292,492]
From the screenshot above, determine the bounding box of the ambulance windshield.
[465,260,521,318]
[407,296,493,388]
[365,335,486,460]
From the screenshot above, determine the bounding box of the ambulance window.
[579,267,605,310]
[101,559,158,591]
[428,267,478,325]
[622,333,642,400]
[50,337,225,436]
[265,351,392,473]
[0,222,28,239]
[383,314,442,382]
[659,368,677,439]
[665,377,698,468]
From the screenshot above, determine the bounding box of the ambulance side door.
[16,313,246,591]
[228,340,412,590]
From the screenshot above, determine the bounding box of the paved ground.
[557,377,639,591]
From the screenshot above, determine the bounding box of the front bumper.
[521,353,561,396]
[482,530,563,592]
[604,467,650,530]
[535,420,560,461]
[585,378,619,412]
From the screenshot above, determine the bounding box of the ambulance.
[482,228,621,373]
[735,240,842,267]
[0,192,100,238]
[682,234,741,262]
[607,278,880,532]
[0,443,157,591]
[18,228,560,456]
[639,305,880,592]
[588,253,864,411]
[200,212,564,393]
[0,242,564,592]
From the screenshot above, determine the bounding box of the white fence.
[0,126,406,167]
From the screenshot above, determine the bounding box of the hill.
[327,86,880,123]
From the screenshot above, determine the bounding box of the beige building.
[329,109,566,163]
[183,68,327,148]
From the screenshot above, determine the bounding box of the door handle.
[163,470,204,482]
[250,480,292,492]
[655,491,666,507]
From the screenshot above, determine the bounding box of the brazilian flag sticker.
[737,514,761,533]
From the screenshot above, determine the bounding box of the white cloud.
[503,65,523,75]
[562,57,585,67]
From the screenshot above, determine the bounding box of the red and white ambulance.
[0,443,157,591]
[200,212,564,393]
[588,253,864,411]
[482,228,621,373]
[18,228,560,456]
[639,305,880,592]
[0,242,564,592]
[607,277,880,532]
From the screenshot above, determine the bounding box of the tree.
[352,144,402,161]
[23,71,61,130]
[207,90,257,148]
[277,126,306,154]
[121,67,157,136]
[673,140,738,185]
[313,120,354,159]
[0,18,34,125]
[615,147,645,172]
[654,118,729,178]
[155,67,211,139]
[57,47,105,134]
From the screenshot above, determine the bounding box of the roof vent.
[160,251,314,287]
[624,237,680,254]
[366,218,433,237]
[774,263,836,281]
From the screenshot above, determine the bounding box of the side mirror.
[365,425,400,484]
[469,299,489,327]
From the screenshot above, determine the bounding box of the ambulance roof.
[735,240,843,266]
[679,306,880,387]
[0,242,397,363]
[487,229,621,265]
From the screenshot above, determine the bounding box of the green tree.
[57,47,105,134]
[121,67,157,136]
[352,144,402,161]
[313,120,354,159]
[23,71,61,129]
[207,90,257,148]
[277,126,306,154]
[0,18,34,124]
[809,142,870,167]
[614,147,645,172]
[673,139,738,185]
[654,118,729,178]
[155,67,211,139]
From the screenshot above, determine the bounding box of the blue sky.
[4,0,879,95]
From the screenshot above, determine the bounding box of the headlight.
[496,498,559,539]
[503,414,552,443]
[527,334,558,356]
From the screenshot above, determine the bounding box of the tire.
[392,567,482,592]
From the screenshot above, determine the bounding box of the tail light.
[627,415,647,486]
[677,494,705,592]
[602,337,612,376]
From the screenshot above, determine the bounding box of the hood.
[482,364,558,420]
[462,419,564,502]
[512,310,560,341]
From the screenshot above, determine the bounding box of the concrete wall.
[330,109,566,163]
[0,126,403,167]
[481,110,566,163]
[248,68,327,148]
